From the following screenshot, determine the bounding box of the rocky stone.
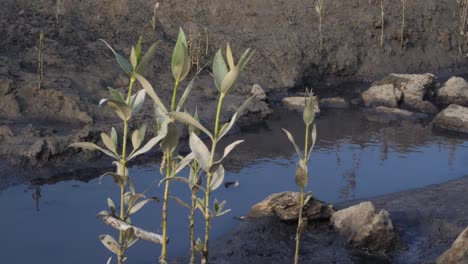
[436,227,468,264]
[0,94,21,119]
[0,77,14,95]
[0,125,14,141]
[432,104,468,134]
[389,73,436,102]
[248,192,335,222]
[282,96,320,115]
[437,77,468,107]
[362,84,402,108]
[251,84,267,101]
[330,201,396,252]
[319,97,349,109]
[372,106,428,121]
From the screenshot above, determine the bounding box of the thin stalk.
[189,160,199,264]
[160,80,180,263]
[117,77,135,264]
[380,0,384,47]
[319,13,323,50]
[37,30,44,91]
[202,93,225,264]
[401,0,406,48]
[294,123,309,264]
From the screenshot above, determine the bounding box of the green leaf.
[168,112,213,140]
[195,238,204,252]
[282,129,303,160]
[307,123,317,161]
[136,41,160,74]
[99,234,120,254]
[173,152,195,176]
[134,74,167,113]
[129,197,157,215]
[169,196,190,209]
[218,96,254,140]
[189,132,211,172]
[69,142,119,160]
[238,48,255,71]
[101,132,118,155]
[111,127,118,148]
[159,176,206,193]
[135,36,143,62]
[99,172,125,187]
[211,140,244,170]
[130,46,137,69]
[303,95,315,126]
[100,99,132,121]
[106,257,112,264]
[226,43,235,70]
[213,49,228,92]
[100,39,133,75]
[107,198,115,214]
[220,67,240,94]
[96,210,110,218]
[172,28,190,82]
[295,160,308,188]
[161,122,179,155]
[131,123,147,151]
[130,89,146,114]
[210,165,225,191]
[176,64,207,112]
[128,134,166,161]
[108,87,125,103]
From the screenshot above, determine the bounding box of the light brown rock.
[437,77,468,107]
[281,96,320,115]
[362,84,402,108]
[432,104,468,134]
[437,227,468,264]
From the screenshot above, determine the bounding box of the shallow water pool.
[1,108,467,263]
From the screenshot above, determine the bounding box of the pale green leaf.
[136,41,160,74]
[131,123,147,151]
[161,122,179,155]
[226,43,235,70]
[128,134,166,161]
[99,234,120,254]
[213,49,228,92]
[69,142,119,160]
[295,160,308,188]
[189,132,211,172]
[130,46,137,69]
[168,112,213,140]
[210,165,225,191]
[101,132,117,155]
[134,74,167,113]
[100,39,132,75]
[111,127,118,148]
[282,129,303,160]
[130,89,146,114]
[220,67,240,94]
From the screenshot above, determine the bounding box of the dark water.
[1,109,467,264]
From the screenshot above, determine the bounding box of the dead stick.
[102,216,164,245]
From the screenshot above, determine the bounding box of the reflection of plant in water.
[32,186,42,212]
[282,89,317,264]
[340,146,364,200]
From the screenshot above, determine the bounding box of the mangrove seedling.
[37,30,44,91]
[400,0,406,47]
[71,37,163,264]
[315,0,325,50]
[282,90,317,264]
[134,28,205,264]
[169,44,254,264]
[380,0,385,47]
[150,2,159,32]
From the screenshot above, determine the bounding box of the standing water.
[0,108,467,264]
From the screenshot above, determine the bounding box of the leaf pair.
[172,28,191,83]
[213,44,254,95]
[101,37,159,76]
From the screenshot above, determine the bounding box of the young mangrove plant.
[37,30,44,91]
[400,0,406,47]
[380,0,385,48]
[282,90,317,264]
[133,28,206,264]
[169,44,254,264]
[150,2,159,32]
[315,0,325,50]
[70,37,164,264]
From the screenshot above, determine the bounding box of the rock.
[0,125,14,141]
[389,73,436,102]
[251,84,267,101]
[282,96,320,115]
[320,97,349,109]
[437,77,468,107]
[239,97,272,123]
[248,192,335,222]
[330,201,396,252]
[432,104,468,134]
[22,137,64,165]
[0,94,22,119]
[372,106,428,121]
[0,77,14,95]
[362,84,402,108]
[436,227,468,264]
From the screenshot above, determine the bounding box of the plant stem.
[202,93,225,264]
[401,0,406,48]
[304,124,310,156]
[294,186,305,264]
[380,0,384,47]
[160,80,180,263]
[117,77,135,264]
[189,160,199,264]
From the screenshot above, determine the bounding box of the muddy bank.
[203,175,468,264]
[1,0,468,170]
